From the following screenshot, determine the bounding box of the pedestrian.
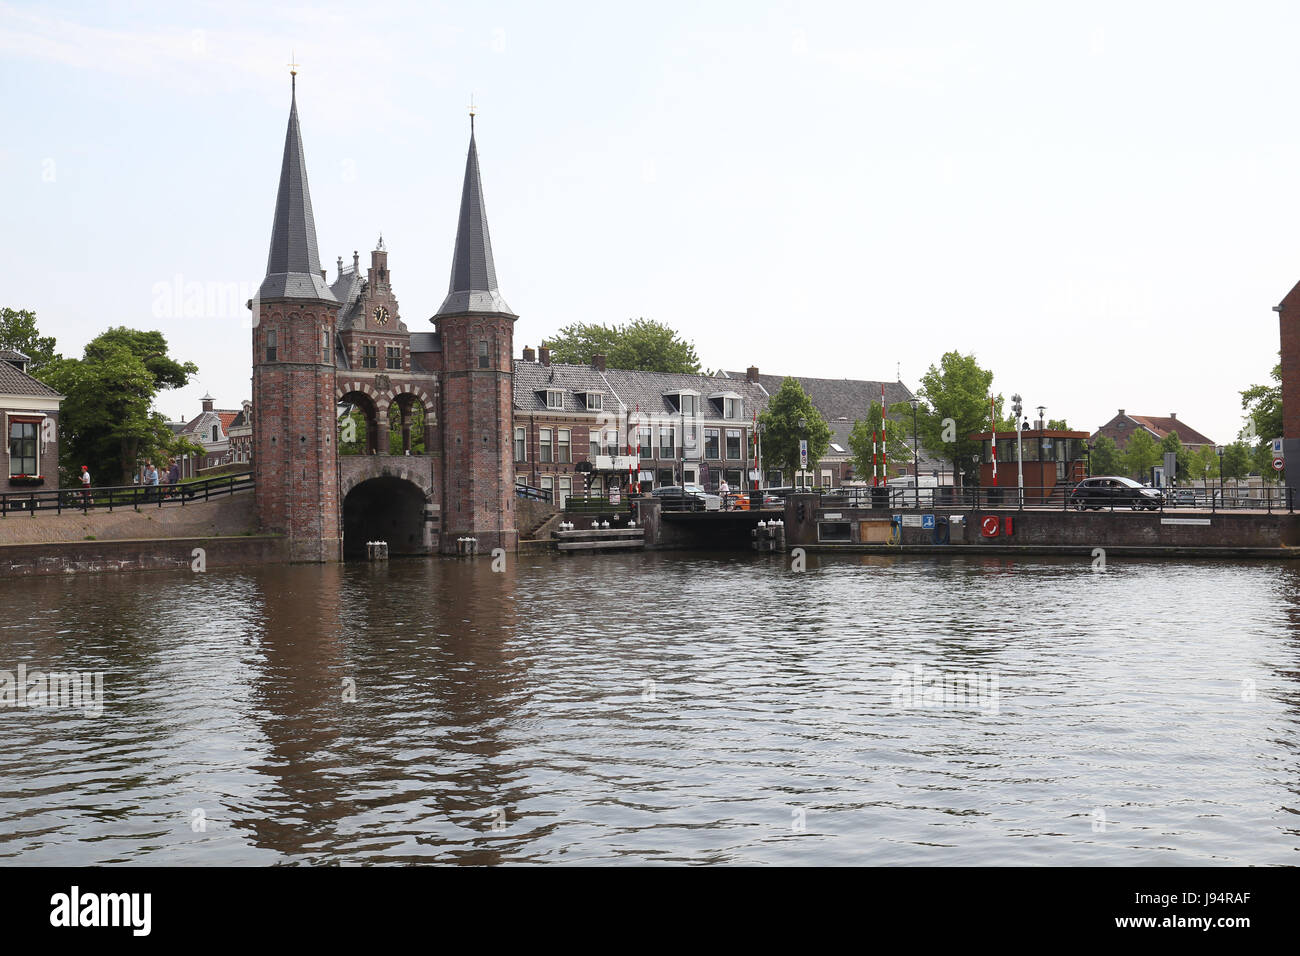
[719,476,730,510]
[166,458,179,497]
[144,461,159,501]
[79,465,93,506]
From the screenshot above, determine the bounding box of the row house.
[174,393,249,477]
[1,349,61,489]
[513,348,769,506]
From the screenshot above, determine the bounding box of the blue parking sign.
[922,514,935,530]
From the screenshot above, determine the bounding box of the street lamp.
[797,416,807,489]
[1216,444,1224,504]
[1011,393,1024,506]
[909,397,920,508]
[1037,405,1046,429]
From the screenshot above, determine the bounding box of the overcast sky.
[2,0,1296,443]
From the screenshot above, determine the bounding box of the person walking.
[165,458,179,498]
[719,476,731,510]
[79,465,93,507]
[144,461,159,502]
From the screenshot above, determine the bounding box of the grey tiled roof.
[513,361,768,418]
[331,267,365,330]
[0,348,31,364]
[0,358,60,399]
[258,86,337,304]
[409,332,441,353]
[727,371,916,421]
[434,127,513,318]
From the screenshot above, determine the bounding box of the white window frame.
[539,428,553,463]
[514,426,526,462]
[585,393,603,411]
[725,428,742,460]
[546,390,564,410]
[556,428,571,463]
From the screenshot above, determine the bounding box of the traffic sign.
[1272,438,1283,455]
[922,514,936,530]
[1274,457,1285,472]
[799,439,808,469]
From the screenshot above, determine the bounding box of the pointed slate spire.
[435,120,514,318]
[258,78,336,303]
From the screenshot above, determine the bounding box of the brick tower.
[251,75,342,562]
[433,117,518,553]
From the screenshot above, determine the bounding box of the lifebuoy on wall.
[981,515,1000,537]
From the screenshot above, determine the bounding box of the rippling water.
[2,552,1298,865]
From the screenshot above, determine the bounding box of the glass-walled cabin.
[969,429,1090,503]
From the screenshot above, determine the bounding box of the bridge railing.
[803,483,1295,514]
[515,482,553,503]
[0,473,254,517]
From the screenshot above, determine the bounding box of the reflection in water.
[1,553,1299,864]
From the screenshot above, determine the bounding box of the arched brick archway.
[342,476,432,557]
[338,388,384,455]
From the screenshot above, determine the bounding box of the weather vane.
[288,51,299,92]
[468,93,477,131]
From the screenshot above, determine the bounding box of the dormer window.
[545,390,564,410]
[211,424,219,442]
[586,393,603,411]
[681,394,698,417]
[727,398,743,419]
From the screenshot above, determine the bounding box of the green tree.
[1190,444,1220,485]
[1047,418,1069,430]
[388,402,426,454]
[338,408,368,455]
[1089,434,1122,475]
[541,318,701,373]
[1221,441,1253,481]
[758,377,830,483]
[1123,428,1160,480]
[1240,360,1281,460]
[0,307,60,373]
[914,351,1002,486]
[40,327,197,485]
[848,401,912,481]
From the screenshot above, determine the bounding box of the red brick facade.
[252,302,342,562]
[436,313,517,553]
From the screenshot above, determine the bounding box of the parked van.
[887,474,937,507]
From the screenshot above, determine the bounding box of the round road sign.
[1273,457,1285,471]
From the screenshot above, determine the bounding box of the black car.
[649,485,711,511]
[1069,476,1165,511]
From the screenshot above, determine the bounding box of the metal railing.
[515,482,553,503]
[0,473,254,517]
[563,495,635,515]
[805,483,1295,514]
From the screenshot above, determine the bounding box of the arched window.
[211,425,219,442]
[478,340,490,369]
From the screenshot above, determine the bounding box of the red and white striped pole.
[990,395,998,487]
[631,405,639,493]
[881,383,888,483]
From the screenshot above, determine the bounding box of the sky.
[2,0,1297,443]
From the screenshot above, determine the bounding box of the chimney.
[539,346,551,367]
[746,365,759,384]
[353,250,359,271]
[201,393,215,413]
[337,255,343,278]
[1118,409,1125,417]
[320,269,327,281]
[592,353,606,372]
[1170,412,1177,419]
[522,345,536,362]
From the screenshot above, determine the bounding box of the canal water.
[1,552,1298,865]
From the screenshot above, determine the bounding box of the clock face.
[372,305,389,326]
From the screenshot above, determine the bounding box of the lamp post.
[797,416,807,489]
[1216,445,1224,506]
[908,397,920,508]
[1037,405,1046,430]
[1012,393,1024,506]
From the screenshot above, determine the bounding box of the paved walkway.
[0,493,256,545]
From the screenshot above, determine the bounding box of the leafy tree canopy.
[1089,434,1123,476]
[1240,360,1281,448]
[540,318,701,373]
[1123,428,1160,480]
[39,327,197,485]
[914,351,1002,484]
[848,401,913,482]
[0,307,60,373]
[758,377,830,484]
